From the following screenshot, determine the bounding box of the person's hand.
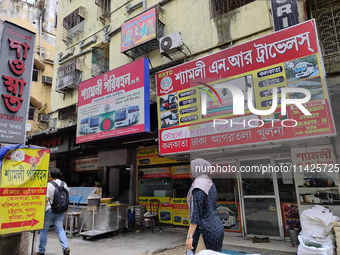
[186,236,193,250]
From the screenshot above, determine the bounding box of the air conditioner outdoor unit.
[159,31,183,55]
[38,113,49,122]
[42,76,52,85]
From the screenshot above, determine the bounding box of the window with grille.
[91,45,109,77]
[62,7,85,45]
[210,0,255,18]
[28,103,35,121]
[96,0,111,22]
[32,65,39,82]
[309,0,340,67]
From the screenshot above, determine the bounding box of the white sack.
[297,234,334,255]
[300,205,338,238]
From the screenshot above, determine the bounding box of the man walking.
[36,168,71,255]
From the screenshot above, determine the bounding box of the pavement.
[28,226,298,255]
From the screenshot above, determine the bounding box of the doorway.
[238,158,284,239]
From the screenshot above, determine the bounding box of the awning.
[30,96,42,110]
[34,58,45,72]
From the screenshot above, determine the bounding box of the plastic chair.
[143,199,161,232]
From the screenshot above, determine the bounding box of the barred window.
[211,0,256,18]
[62,7,85,45]
[96,0,111,22]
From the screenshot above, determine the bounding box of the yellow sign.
[139,196,173,223]
[172,198,189,226]
[137,147,184,166]
[0,148,50,235]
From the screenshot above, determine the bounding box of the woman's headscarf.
[187,158,212,220]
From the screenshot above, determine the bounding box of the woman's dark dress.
[190,183,224,253]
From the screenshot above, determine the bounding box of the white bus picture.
[79,115,99,134]
[294,62,315,78]
[217,206,236,228]
[115,105,140,128]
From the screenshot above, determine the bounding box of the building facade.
[0,0,57,136]
[26,0,340,241]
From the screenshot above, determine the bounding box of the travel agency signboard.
[156,19,335,155]
[76,58,150,143]
[0,21,35,144]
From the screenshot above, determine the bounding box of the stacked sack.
[334,222,340,255]
[298,205,339,255]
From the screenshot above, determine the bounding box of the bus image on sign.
[79,115,99,134]
[115,106,140,127]
[294,62,315,78]
[217,205,236,228]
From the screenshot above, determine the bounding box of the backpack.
[50,181,69,213]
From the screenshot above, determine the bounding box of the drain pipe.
[39,0,45,59]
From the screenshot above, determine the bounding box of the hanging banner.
[156,19,335,155]
[76,58,150,144]
[0,145,50,235]
[0,21,36,144]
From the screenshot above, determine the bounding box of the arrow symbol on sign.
[1,219,39,229]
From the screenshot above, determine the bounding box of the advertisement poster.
[292,145,340,215]
[216,202,242,233]
[0,21,36,144]
[172,198,189,226]
[0,146,50,235]
[121,7,157,53]
[76,58,150,144]
[281,202,300,237]
[139,196,172,223]
[155,20,335,156]
[137,147,180,166]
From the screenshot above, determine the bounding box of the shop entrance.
[239,158,284,239]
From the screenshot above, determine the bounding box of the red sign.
[156,20,335,155]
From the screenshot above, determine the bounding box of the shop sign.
[76,58,150,144]
[171,165,190,179]
[292,145,340,215]
[137,147,180,166]
[139,167,171,178]
[156,20,335,155]
[0,146,50,235]
[34,135,69,153]
[0,21,36,144]
[139,196,172,223]
[70,157,98,172]
[121,7,157,53]
[271,0,300,31]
